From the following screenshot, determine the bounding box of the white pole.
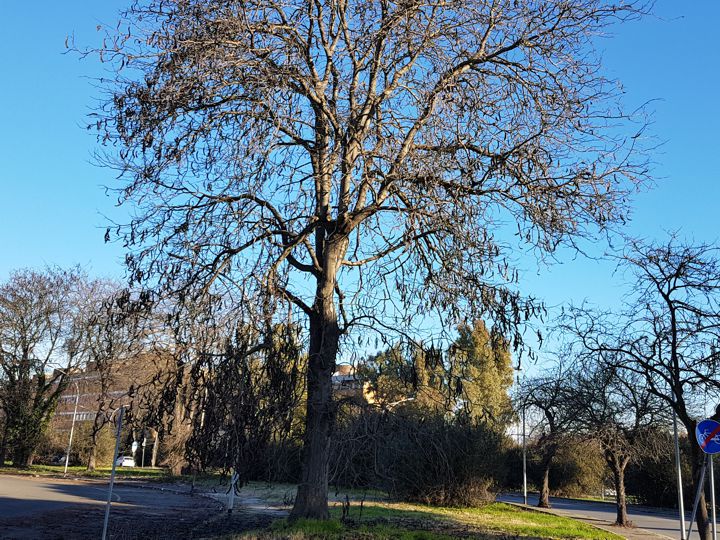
[674,409,687,539]
[711,455,717,540]
[63,381,79,476]
[227,470,238,514]
[522,405,527,505]
[102,406,125,540]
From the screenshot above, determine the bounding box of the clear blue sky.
[1,1,718,315]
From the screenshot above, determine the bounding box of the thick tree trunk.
[290,240,344,521]
[610,456,631,527]
[12,444,34,468]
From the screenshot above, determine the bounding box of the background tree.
[449,320,514,425]
[517,362,578,508]
[567,238,720,539]
[80,284,142,470]
[571,361,667,526]
[0,268,87,466]
[86,0,648,518]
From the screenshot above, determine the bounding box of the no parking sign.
[695,419,720,454]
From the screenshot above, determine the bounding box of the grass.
[234,502,623,540]
[0,463,177,480]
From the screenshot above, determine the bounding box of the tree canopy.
[85,0,649,518]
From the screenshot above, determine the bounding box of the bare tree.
[81,284,144,470]
[571,361,666,526]
[517,362,578,508]
[566,238,720,539]
[0,268,87,466]
[83,0,649,518]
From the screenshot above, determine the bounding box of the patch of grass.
[239,518,461,539]
[236,502,621,539]
[0,463,175,480]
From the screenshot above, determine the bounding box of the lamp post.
[55,367,80,477]
[102,405,125,540]
[63,380,80,476]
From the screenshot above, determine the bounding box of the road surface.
[0,475,220,538]
[499,493,709,540]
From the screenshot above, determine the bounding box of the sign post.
[689,418,720,540]
[711,455,717,540]
[674,410,686,539]
[102,406,125,540]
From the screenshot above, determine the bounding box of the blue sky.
[0,1,718,318]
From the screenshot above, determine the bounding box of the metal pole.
[141,437,146,469]
[102,406,125,540]
[688,454,709,540]
[63,381,79,476]
[227,470,238,514]
[522,404,528,505]
[674,410,687,539]
[711,455,717,540]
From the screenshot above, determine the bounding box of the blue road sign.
[696,419,720,454]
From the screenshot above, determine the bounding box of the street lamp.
[55,367,80,477]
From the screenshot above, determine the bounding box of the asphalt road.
[0,475,219,538]
[498,493,709,540]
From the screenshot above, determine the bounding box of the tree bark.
[87,444,97,471]
[609,454,631,527]
[539,463,551,508]
[0,421,8,466]
[290,240,344,521]
[151,431,159,468]
[538,440,557,509]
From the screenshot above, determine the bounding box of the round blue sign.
[696,419,720,454]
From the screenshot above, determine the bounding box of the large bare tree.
[85,0,648,518]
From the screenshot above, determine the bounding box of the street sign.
[131,441,138,453]
[696,419,720,454]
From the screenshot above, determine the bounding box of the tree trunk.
[151,431,159,468]
[610,455,631,527]
[12,444,34,468]
[0,421,8,466]
[87,444,97,471]
[539,463,551,508]
[538,441,557,509]
[290,240,344,521]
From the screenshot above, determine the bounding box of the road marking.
[88,486,121,502]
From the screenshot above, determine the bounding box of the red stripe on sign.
[702,424,720,450]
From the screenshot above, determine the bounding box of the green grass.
[0,463,176,480]
[235,502,622,540]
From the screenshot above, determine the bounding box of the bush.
[330,406,509,507]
